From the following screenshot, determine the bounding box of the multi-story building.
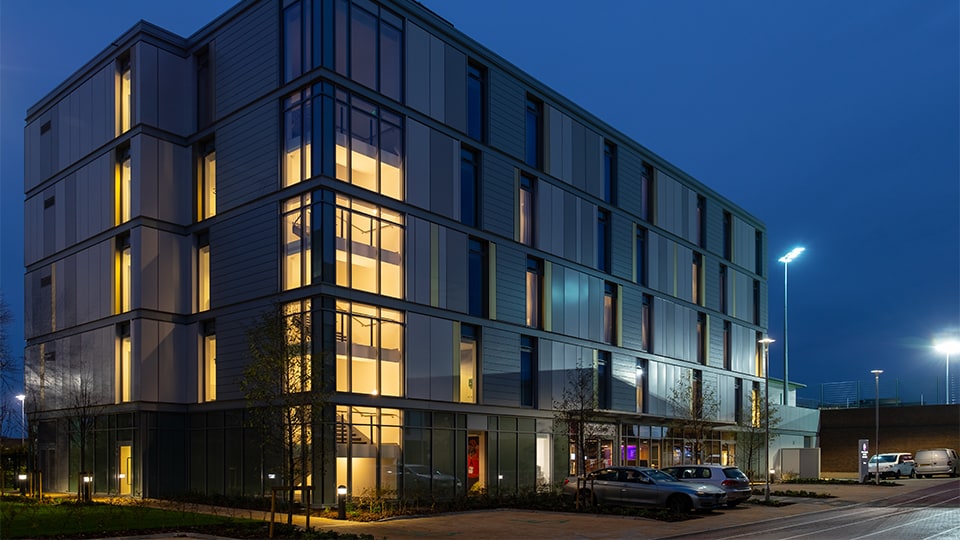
[24,0,770,501]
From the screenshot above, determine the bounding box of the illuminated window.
[118,55,131,134]
[520,174,535,246]
[467,61,486,141]
[636,358,648,413]
[282,193,312,291]
[202,321,216,402]
[198,233,210,312]
[459,324,478,404]
[117,323,131,403]
[525,95,542,169]
[525,257,542,329]
[116,235,131,314]
[692,252,702,305]
[117,146,131,224]
[335,91,403,199]
[334,194,403,298]
[641,162,654,222]
[520,336,536,407]
[603,282,617,345]
[334,300,403,397]
[283,89,312,188]
[198,140,216,220]
[284,299,312,394]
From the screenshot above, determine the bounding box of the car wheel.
[726,501,740,508]
[895,470,901,479]
[667,494,692,514]
[910,469,916,479]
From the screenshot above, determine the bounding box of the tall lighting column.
[778,247,804,406]
[934,339,960,404]
[871,370,882,485]
[759,337,775,502]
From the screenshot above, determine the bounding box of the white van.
[913,448,959,478]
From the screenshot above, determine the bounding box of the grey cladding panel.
[487,67,524,162]
[429,130,455,219]
[218,101,278,212]
[494,243,526,326]
[215,0,278,118]
[405,23,431,114]
[444,46,467,133]
[481,327,519,406]
[480,153,515,239]
[405,119,430,210]
[213,202,278,306]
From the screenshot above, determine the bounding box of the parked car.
[562,466,727,513]
[913,448,959,478]
[865,453,916,480]
[660,464,752,507]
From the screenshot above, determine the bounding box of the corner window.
[117,146,131,225]
[198,140,216,220]
[336,90,403,199]
[334,300,403,397]
[460,147,480,227]
[334,194,403,298]
[520,335,537,407]
[202,320,216,402]
[520,174,535,246]
[283,0,310,82]
[459,324,479,404]
[525,95,542,169]
[282,193,312,291]
[198,233,210,312]
[333,0,403,101]
[116,235,131,314]
[467,61,486,141]
[283,89,313,188]
[118,54,131,134]
[526,257,543,329]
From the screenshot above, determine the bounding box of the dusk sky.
[2,1,958,405]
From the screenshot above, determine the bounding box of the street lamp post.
[871,370,882,486]
[778,247,804,406]
[16,394,26,494]
[934,339,960,405]
[759,337,775,503]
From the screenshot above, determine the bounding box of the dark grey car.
[562,466,727,513]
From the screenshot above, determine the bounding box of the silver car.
[562,466,727,513]
[661,465,752,506]
[914,449,959,478]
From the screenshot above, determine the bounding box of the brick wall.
[819,405,960,472]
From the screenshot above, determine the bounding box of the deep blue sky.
[2,1,958,406]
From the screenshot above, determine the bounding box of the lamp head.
[778,247,805,264]
[15,394,25,402]
[934,339,960,355]
[871,369,883,376]
[758,338,775,344]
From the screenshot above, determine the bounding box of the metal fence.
[797,375,957,409]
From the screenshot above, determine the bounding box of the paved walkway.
[89,477,960,540]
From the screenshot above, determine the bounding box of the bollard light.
[337,485,347,520]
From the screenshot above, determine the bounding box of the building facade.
[24,0,770,501]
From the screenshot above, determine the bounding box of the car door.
[623,470,662,507]
[588,468,622,505]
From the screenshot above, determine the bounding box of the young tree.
[736,388,781,481]
[0,294,15,485]
[66,370,105,500]
[667,371,720,465]
[553,358,606,508]
[242,302,325,524]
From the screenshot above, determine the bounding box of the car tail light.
[721,480,738,487]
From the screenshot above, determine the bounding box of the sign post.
[858,439,870,483]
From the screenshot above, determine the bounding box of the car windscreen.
[646,469,676,482]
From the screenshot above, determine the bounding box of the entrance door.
[118,444,132,495]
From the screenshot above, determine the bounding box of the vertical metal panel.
[444,45,466,133]
[405,118,431,210]
[430,317,454,402]
[446,229,467,313]
[215,0,278,118]
[405,22,430,114]
[157,50,191,136]
[137,43,159,128]
[429,129,455,219]
[487,67,524,162]
[406,312,433,399]
[479,153,514,239]
[480,327,520,406]
[429,35,446,122]
[216,101,277,212]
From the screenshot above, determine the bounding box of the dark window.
[755,230,763,275]
[468,238,488,317]
[693,370,703,418]
[603,282,617,345]
[642,294,652,352]
[636,226,647,286]
[723,321,732,370]
[697,313,707,365]
[641,162,654,222]
[723,211,732,261]
[598,351,611,409]
[44,196,55,209]
[719,265,728,314]
[697,195,706,248]
[520,336,537,407]
[603,141,616,203]
[284,1,305,82]
[692,252,702,305]
[598,209,611,272]
[467,61,486,141]
[40,121,51,134]
[753,279,760,324]
[525,95,542,169]
[325,0,402,100]
[460,147,479,227]
[379,10,403,102]
[196,46,213,128]
[734,378,743,424]
[350,3,377,89]
[526,257,543,328]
